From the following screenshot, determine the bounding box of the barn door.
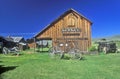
[64,40,79,52]
[55,38,80,53]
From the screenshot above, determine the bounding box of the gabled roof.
[34,8,92,38]
[5,36,24,43]
[0,36,13,42]
[5,37,13,42]
[11,37,24,43]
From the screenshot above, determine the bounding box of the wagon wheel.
[68,48,76,58]
[103,47,108,54]
[68,48,82,60]
[55,46,64,59]
[74,49,82,60]
[49,46,64,59]
[49,47,56,57]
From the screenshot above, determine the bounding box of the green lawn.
[0,52,120,79]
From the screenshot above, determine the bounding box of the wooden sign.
[62,28,81,33]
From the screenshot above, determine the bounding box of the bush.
[62,53,83,60]
[88,46,97,52]
[63,54,71,60]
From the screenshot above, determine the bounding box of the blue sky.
[0,0,120,39]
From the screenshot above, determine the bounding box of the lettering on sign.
[62,28,81,33]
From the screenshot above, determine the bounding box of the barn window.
[65,43,68,46]
[59,43,63,47]
[68,13,78,27]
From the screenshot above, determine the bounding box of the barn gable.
[35,8,92,38]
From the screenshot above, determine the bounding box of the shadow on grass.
[0,65,18,74]
[60,54,87,61]
[36,50,49,53]
[0,65,18,79]
[1,53,24,57]
[11,53,23,56]
[0,59,18,79]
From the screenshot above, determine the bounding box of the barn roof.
[34,8,92,38]
[11,37,24,43]
[5,36,24,43]
[0,36,13,42]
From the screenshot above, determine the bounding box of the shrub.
[88,46,97,52]
[63,54,71,60]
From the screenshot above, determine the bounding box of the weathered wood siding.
[36,11,92,51]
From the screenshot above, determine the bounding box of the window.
[68,13,78,27]
[59,43,63,47]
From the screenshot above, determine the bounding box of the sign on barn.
[62,28,81,32]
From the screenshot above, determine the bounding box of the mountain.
[109,35,120,40]
[92,35,120,42]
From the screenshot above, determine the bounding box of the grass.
[0,51,120,79]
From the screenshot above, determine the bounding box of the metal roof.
[11,37,23,43]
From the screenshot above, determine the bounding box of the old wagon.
[98,41,117,54]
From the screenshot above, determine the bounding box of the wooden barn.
[35,9,92,52]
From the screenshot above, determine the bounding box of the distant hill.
[109,35,120,40]
[92,35,120,42]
